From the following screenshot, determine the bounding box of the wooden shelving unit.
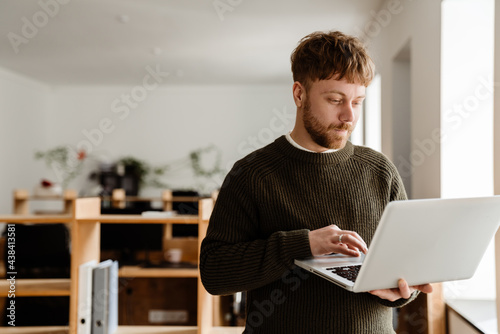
[0,192,75,333]
[0,192,242,334]
[69,197,218,334]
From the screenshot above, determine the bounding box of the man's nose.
[339,103,355,123]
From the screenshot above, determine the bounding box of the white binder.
[77,260,97,334]
[92,259,118,334]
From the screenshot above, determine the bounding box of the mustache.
[328,123,353,131]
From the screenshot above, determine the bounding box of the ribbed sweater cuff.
[373,291,419,308]
[280,229,312,266]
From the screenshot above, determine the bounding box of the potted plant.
[116,156,169,195]
[34,146,88,193]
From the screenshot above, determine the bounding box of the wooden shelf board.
[0,326,244,334]
[28,196,74,200]
[119,266,199,278]
[101,196,203,202]
[211,327,245,334]
[114,326,244,334]
[1,326,68,333]
[0,278,71,297]
[0,215,73,223]
[77,214,199,224]
[32,211,71,215]
[115,326,197,334]
[170,196,204,202]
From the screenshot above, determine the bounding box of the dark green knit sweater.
[200,136,417,334]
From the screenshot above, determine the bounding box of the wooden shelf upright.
[13,188,77,215]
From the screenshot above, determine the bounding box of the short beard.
[302,97,353,150]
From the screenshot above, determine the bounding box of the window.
[351,73,382,151]
[441,0,495,301]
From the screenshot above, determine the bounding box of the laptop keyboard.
[326,265,361,283]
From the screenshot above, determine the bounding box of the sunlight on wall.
[441,0,495,300]
[365,74,382,152]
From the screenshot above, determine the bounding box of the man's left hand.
[369,279,433,302]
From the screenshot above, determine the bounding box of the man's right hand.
[308,224,368,257]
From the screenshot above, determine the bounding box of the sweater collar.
[274,135,354,165]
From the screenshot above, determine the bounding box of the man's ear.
[292,82,305,108]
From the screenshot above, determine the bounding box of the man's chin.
[326,137,348,150]
[310,133,349,150]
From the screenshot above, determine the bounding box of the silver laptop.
[294,196,500,293]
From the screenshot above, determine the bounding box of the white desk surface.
[446,299,497,334]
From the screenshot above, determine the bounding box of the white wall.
[368,0,441,200]
[0,75,295,208]
[0,67,51,213]
[44,84,295,196]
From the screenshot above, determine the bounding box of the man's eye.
[330,99,341,104]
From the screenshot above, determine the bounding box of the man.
[200,31,432,333]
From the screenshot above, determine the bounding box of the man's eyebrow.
[321,90,366,99]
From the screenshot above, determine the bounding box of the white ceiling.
[0,0,386,86]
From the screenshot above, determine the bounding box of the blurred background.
[0,0,498,333]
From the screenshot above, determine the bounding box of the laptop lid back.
[353,196,500,292]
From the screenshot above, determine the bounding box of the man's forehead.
[311,78,366,95]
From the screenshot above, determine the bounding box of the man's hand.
[369,279,433,302]
[309,224,368,257]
